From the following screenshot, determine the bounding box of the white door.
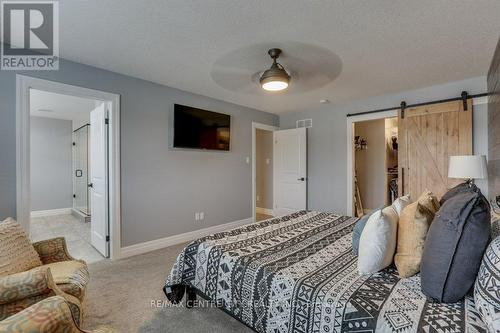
[90,103,109,257]
[273,128,307,216]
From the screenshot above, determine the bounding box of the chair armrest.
[0,296,118,333]
[32,237,77,264]
[0,267,54,305]
[0,296,79,332]
[0,267,84,325]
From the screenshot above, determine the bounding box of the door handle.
[88,183,93,188]
[297,177,305,181]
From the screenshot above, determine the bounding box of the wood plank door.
[398,99,472,199]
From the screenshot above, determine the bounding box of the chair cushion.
[0,218,42,277]
[394,191,439,278]
[421,184,490,302]
[357,205,399,274]
[43,261,89,301]
[474,236,500,332]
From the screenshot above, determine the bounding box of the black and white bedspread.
[164,211,487,333]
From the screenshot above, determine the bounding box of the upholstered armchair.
[32,237,89,304]
[0,218,90,325]
[0,296,116,333]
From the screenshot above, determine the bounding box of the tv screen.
[173,104,231,151]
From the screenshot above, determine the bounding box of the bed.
[164,211,487,333]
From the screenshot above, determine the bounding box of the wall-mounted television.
[173,104,231,151]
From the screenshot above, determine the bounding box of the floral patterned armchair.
[0,218,90,325]
[0,296,116,333]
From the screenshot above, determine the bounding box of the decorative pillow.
[394,191,439,278]
[392,194,412,216]
[352,208,381,256]
[357,205,399,275]
[474,236,500,332]
[439,182,470,206]
[421,185,491,302]
[0,218,42,277]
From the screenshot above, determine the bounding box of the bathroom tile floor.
[31,214,105,264]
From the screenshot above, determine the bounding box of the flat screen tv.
[173,104,231,151]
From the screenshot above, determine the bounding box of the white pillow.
[357,205,399,275]
[392,194,411,216]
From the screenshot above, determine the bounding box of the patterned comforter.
[164,211,487,333]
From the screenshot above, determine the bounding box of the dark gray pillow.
[439,182,470,206]
[352,208,381,255]
[421,185,490,303]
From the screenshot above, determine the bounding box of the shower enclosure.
[73,124,90,217]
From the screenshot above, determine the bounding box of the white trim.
[346,109,398,216]
[252,122,278,222]
[472,96,488,106]
[120,217,254,258]
[16,75,121,260]
[256,207,274,216]
[31,208,72,218]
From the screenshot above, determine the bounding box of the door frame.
[16,74,121,260]
[252,122,278,221]
[346,110,398,216]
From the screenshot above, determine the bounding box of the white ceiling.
[56,0,500,114]
[30,89,95,123]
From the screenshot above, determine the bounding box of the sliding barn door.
[398,100,472,199]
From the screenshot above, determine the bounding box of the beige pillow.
[394,191,440,278]
[0,218,42,277]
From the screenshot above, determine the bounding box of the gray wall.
[280,76,488,215]
[0,57,278,246]
[30,117,73,211]
[354,119,386,210]
[256,129,273,210]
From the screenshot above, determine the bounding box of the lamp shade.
[448,155,488,179]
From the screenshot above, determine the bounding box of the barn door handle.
[88,183,93,188]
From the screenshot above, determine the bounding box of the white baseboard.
[120,217,254,259]
[256,207,274,215]
[31,208,72,218]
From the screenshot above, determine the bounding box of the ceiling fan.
[210,42,342,95]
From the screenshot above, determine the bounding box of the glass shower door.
[73,125,90,215]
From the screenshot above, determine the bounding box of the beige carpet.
[83,243,254,333]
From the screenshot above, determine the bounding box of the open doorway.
[29,89,107,263]
[352,117,398,216]
[346,109,399,216]
[255,129,274,221]
[252,122,278,222]
[16,75,121,260]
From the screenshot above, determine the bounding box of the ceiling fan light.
[260,67,290,91]
[261,80,289,91]
[259,48,291,92]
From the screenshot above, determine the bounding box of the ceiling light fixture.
[260,48,290,92]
